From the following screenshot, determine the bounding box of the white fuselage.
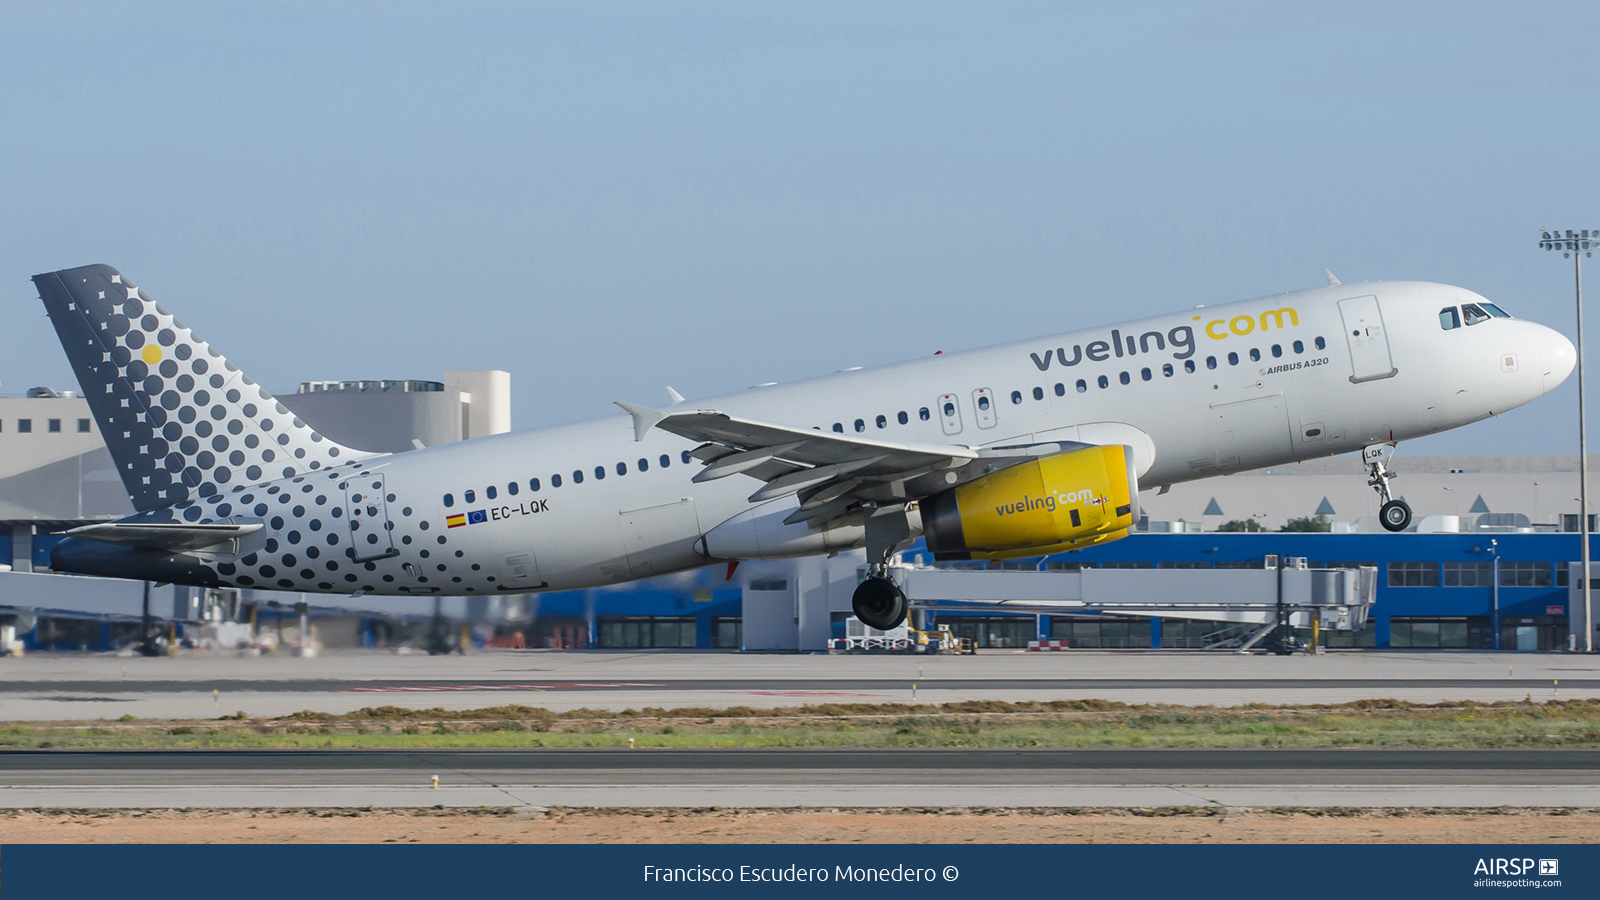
[168,280,1574,596]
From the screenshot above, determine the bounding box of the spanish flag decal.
[446,514,466,528]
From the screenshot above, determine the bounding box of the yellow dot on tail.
[141,345,161,365]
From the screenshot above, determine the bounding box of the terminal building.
[0,373,1595,653]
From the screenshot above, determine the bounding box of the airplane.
[32,263,1575,629]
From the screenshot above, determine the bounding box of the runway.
[1,649,1596,721]
[3,748,1597,809]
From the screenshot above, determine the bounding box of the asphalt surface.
[6,677,1600,694]
[4,748,1599,809]
[4,748,1599,771]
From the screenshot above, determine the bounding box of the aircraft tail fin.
[32,264,378,511]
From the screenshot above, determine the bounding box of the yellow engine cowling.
[921,444,1139,561]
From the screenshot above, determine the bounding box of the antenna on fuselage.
[1323,268,1342,286]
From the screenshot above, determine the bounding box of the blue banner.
[5,844,1596,899]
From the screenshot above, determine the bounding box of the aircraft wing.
[616,402,987,525]
[64,521,264,553]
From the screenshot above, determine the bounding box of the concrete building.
[282,370,509,453]
[1144,454,1592,532]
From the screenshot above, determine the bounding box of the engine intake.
[921,444,1138,561]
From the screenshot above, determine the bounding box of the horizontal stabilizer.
[65,521,263,553]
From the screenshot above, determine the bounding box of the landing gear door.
[937,394,963,435]
[344,472,397,561]
[1339,295,1398,383]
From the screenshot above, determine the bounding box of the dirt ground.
[2,808,1598,843]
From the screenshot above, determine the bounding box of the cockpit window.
[1439,307,1461,330]
[1480,302,1511,318]
[1463,303,1491,326]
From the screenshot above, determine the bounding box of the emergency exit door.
[1338,295,1398,383]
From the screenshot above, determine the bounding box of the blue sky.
[2,2,1597,455]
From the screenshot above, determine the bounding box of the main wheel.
[1379,499,1412,532]
[852,577,908,631]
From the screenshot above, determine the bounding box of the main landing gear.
[852,569,908,632]
[853,506,914,630]
[1364,442,1412,532]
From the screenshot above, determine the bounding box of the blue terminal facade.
[3,531,1591,652]
[514,531,1588,652]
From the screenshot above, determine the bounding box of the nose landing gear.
[1364,442,1411,532]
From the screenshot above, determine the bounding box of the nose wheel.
[1364,442,1410,532]
[1380,499,1413,532]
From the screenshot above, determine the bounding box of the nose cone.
[1540,325,1578,394]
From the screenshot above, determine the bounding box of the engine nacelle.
[921,444,1138,561]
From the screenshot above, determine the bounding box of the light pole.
[1443,486,1459,518]
[1541,227,1597,651]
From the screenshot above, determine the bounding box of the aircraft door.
[1339,295,1398,383]
[971,388,997,429]
[937,394,963,435]
[344,472,397,561]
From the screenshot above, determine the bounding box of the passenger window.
[977,395,991,410]
[1314,336,1326,350]
[1184,360,1195,373]
[833,423,843,433]
[1140,368,1152,381]
[875,414,887,428]
[897,411,908,424]
[659,454,671,468]
[1010,391,1022,405]
[508,481,518,496]
[1162,363,1173,377]
[1293,340,1304,354]
[1206,356,1217,370]
[1097,375,1109,389]
[1031,387,1042,400]
[465,489,476,503]
[1440,307,1461,330]
[1248,348,1260,362]
[682,450,692,464]
[943,401,955,416]
[919,407,930,421]
[616,461,627,475]
[1463,303,1490,325]
[1271,345,1282,358]
[553,474,563,487]
[1227,352,1239,366]
[1481,302,1511,318]
[486,485,497,500]
[443,493,454,508]
[638,457,649,472]
[1076,379,1087,393]
[1119,371,1130,385]
[530,478,541,492]
[854,418,865,432]
[1054,383,1065,396]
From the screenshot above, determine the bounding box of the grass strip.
[5,697,1600,750]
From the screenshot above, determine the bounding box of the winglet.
[666,386,686,405]
[615,400,668,441]
[1323,268,1341,286]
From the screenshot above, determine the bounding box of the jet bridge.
[888,556,1376,654]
